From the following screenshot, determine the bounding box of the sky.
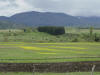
[0,0,100,17]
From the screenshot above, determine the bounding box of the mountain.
[0,11,100,28]
[0,21,26,29]
[78,16,100,27]
[0,11,82,27]
[10,11,82,26]
[0,16,9,21]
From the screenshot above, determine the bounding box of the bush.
[23,28,33,33]
[37,26,65,35]
[72,38,79,42]
[94,33,100,42]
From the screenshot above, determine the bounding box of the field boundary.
[0,56,100,61]
[0,61,100,72]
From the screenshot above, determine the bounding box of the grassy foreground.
[0,72,100,75]
[0,42,100,63]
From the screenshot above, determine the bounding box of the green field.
[0,28,100,43]
[0,42,100,63]
[65,27,100,34]
[0,72,100,75]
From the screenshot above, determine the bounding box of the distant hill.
[78,16,100,27]
[0,21,26,29]
[0,11,100,28]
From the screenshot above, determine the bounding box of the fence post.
[33,64,35,75]
[91,65,96,75]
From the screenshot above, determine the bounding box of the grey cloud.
[0,0,100,16]
[27,0,100,16]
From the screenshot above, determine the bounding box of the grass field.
[0,28,100,42]
[0,42,100,63]
[0,72,100,75]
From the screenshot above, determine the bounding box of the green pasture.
[0,72,100,75]
[65,27,100,34]
[0,42,100,63]
[0,28,100,42]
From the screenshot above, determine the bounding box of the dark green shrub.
[72,38,79,42]
[94,33,100,42]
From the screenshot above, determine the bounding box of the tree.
[94,33,100,42]
[89,26,94,41]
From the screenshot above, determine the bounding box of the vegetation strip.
[0,72,100,75]
[0,56,100,61]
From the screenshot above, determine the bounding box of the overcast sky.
[0,0,100,17]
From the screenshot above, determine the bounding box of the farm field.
[0,42,100,63]
[0,72,100,75]
[65,27,100,33]
[0,28,100,43]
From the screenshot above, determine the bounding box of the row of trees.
[77,27,100,42]
[37,26,65,35]
[23,26,65,35]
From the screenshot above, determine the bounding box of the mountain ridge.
[0,11,100,27]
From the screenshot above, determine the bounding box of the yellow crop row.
[39,52,56,54]
[49,46,87,50]
[33,42,100,46]
[20,46,86,54]
[20,46,57,51]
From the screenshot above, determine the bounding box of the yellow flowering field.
[0,42,100,63]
